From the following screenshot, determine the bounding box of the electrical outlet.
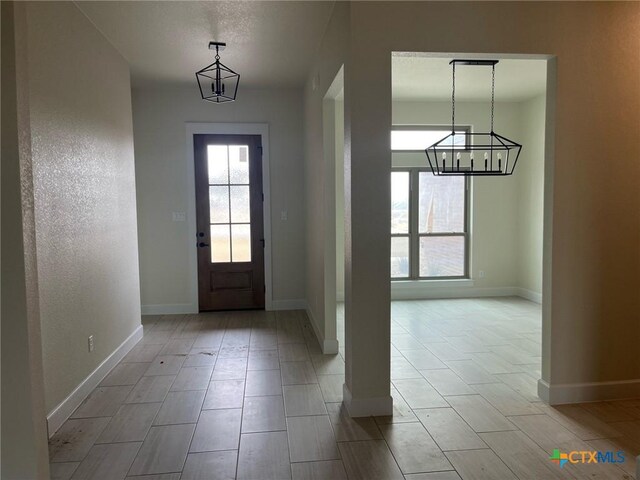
[172,212,186,222]
[281,210,288,221]
[478,270,485,278]
[88,335,94,352]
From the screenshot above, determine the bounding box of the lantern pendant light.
[425,59,522,176]
[195,41,240,103]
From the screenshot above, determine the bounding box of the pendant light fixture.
[425,60,522,176]
[195,41,240,103]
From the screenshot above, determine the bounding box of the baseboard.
[516,287,542,304]
[343,384,393,417]
[46,325,143,437]
[270,299,307,311]
[305,303,339,354]
[391,284,518,300]
[141,303,198,315]
[538,378,640,405]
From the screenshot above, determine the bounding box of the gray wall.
[131,87,305,310]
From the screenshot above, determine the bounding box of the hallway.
[49,298,638,479]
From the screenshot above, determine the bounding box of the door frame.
[186,123,273,311]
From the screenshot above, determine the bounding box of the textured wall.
[131,87,305,309]
[24,2,141,413]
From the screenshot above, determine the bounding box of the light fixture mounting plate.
[449,59,499,66]
[209,41,226,51]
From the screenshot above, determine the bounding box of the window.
[391,170,469,279]
[391,126,470,279]
[391,126,469,151]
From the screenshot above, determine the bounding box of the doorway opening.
[388,53,553,404]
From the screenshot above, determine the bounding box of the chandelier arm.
[451,61,456,133]
[491,64,495,133]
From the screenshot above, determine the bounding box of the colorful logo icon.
[550,449,568,468]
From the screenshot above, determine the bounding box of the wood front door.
[194,134,265,311]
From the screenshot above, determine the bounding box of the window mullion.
[410,169,420,279]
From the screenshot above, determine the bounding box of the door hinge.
[258,146,263,156]
[263,285,266,293]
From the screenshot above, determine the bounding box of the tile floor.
[49,297,639,479]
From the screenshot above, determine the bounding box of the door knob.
[198,242,210,248]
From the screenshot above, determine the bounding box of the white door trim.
[185,122,273,311]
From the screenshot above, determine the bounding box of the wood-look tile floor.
[49,298,640,479]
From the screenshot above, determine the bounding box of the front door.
[194,134,265,311]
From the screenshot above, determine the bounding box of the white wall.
[335,98,345,300]
[22,2,142,416]
[517,94,546,298]
[345,1,640,400]
[132,87,305,311]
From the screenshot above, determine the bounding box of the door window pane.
[207,145,228,184]
[231,224,251,262]
[419,173,465,233]
[230,186,250,223]
[391,236,410,278]
[391,171,410,234]
[209,186,230,223]
[419,236,465,277]
[210,225,231,263]
[229,145,250,184]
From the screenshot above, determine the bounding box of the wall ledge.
[538,378,640,405]
[46,325,143,437]
[343,384,393,417]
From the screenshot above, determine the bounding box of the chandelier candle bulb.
[497,152,502,170]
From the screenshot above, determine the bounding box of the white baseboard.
[343,384,393,417]
[538,378,640,405]
[270,299,307,311]
[305,303,339,354]
[46,325,143,437]
[516,287,542,304]
[141,303,197,315]
[391,284,517,300]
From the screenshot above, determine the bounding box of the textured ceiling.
[393,56,547,102]
[77,1,335,88]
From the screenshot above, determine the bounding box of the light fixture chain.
[451,61,456,132]
[491,64,495,133]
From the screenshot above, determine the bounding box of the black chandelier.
[425,60,522,176]
[195,41,240,103]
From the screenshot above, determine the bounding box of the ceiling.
[77,1,335,88]
[393,56,547,102]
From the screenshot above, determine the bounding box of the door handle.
[198,242,210,248]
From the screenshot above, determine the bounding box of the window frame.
[391,167,470,281]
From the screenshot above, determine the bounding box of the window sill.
[391,279,475,289]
